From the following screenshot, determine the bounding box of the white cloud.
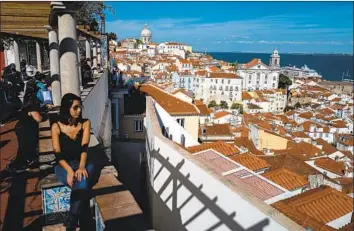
[106,15,353,50]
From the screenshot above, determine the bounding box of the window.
[230,86,233,91]
[134,120,143,132]
[257,73,260,80]
[225,86,228,91]
[181,134,186,146]
[177,118,185,127]
[222,79,224,84]
[216,80,218,84]
[228,80,231,84]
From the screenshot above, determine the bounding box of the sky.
[105,1,353,54]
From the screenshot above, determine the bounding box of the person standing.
[9,81,43,172]
[51,93,95,231]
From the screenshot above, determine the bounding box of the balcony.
[142,97,304,231]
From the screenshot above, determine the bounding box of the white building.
[141,24,152,44]
[195,72,243,105]
[237,58,280,90]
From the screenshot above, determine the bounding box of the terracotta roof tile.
[208,72,242,79]
[230,153,270,171]
[244,58,264,69]
[213,111,231,120]
[234,137,264,155]
[196,104,211,116]
[139,84,199,115]
[259,155,323,179]
[187,141,240,156]
[314,157,346,176]
[242,91,253,100]
[272,186,353,230]
[316,138,338,154]
[193,150,239,174]
[227,171,284,201]
[200,124,232,137]
[262,168,309,191]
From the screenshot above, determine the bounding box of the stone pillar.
[85,39,91,66]
[97,43,101,66]
[13,40,20,71]
[77,42,82,89]
[92,41,97,69]
[36,42,42,72]
[45,25,61,106]
[58,11,80,97]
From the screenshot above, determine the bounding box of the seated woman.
[51,93,94,231]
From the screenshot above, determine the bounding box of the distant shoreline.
[195,51,354,56]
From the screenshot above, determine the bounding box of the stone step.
[42,223,79,231]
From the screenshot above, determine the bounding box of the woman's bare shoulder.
[82,119,91,128]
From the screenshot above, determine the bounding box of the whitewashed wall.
[82,70,112,159]
[144,97,305,231]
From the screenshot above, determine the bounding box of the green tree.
[231,103,243,113]
[74,2,116,30]
[107,32,117,41]
[219,101,228,109]
[278,74,292,89]
[136,39,143,45]
[208,100,217,108]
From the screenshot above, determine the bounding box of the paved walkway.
[0,121,43,231]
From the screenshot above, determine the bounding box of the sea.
[208,52,353,81]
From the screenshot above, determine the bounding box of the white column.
[46,26,61,106]
[97,43,101,66]
[36,42,42,72]
[77,42,82,89]
[92,41,97,69]
[13,40,20,71]
[58,12,80,97]
[85,39,91,66]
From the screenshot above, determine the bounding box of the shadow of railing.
[147,141,270,231]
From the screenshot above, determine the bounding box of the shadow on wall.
[146,143,270,231]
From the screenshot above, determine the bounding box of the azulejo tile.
[94,198,105,231]
[42,186,71,224]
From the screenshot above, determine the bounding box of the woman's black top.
[56,120,87,163]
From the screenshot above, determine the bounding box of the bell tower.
[270,49,280,68]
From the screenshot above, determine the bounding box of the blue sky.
[105,1,353,54]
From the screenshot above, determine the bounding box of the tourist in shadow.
[51,93,94,231]
[8,80,43,173]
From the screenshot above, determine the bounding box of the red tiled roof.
[244,58,264,69]
[230,153,270,171]
[200,124,232,137]
[262,168,309,191]
[314,157,346,176]
[227,170,284,201]
[196,104,211,116]
[213,111,231,120]
[187,141,240,156]
[272,186,353,230]
[193,150,239,174]
[208,72,242,79]
[139,84,199,115]
[242,91,253,100]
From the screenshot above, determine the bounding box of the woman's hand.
[67,170,75,188]
[75,167,88,182]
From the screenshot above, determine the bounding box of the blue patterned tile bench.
[39,174,71,225]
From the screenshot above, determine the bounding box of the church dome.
[141,24,152,37]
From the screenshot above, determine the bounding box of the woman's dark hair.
[59,93,83,125]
